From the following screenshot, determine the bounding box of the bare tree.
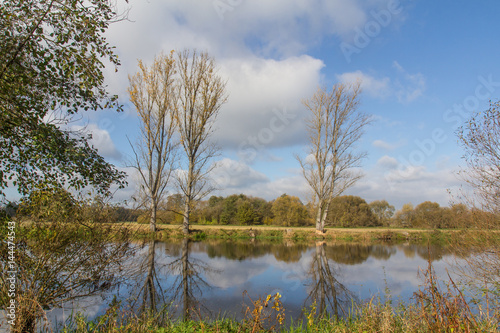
[172,50,227,235]
[457,101,500,218]
[297,83,370,233]
[128,53,178,232]
[455,100,500,303]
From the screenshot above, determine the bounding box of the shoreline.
[120,223,500,244]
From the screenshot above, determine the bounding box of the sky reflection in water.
[49,240,465,326]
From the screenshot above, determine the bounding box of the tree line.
[125,193,491,229]
[8,187,497,229]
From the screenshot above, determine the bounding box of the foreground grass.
[57,300,500,333]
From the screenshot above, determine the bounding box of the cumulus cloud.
[215,55,324,150]
[210,158,309,201]
[348,158,463,209]
[103,0,409,94]
[376,155,399,169]
[212,158,269,189]
[71,123,122,161]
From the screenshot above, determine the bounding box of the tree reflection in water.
[305,242,357,319]
[167,238,215,320]
[124,239,463,323]
[128,239,165,314]
[127,238,214,321]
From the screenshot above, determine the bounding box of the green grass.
[56,298,500,333]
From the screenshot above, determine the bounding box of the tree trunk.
[320,201,330,232]
[150,200,157,232]
[316,199,330,233]
[315,199,323,232]
[182,199,190,235]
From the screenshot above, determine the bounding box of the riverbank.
[123,223,499,245]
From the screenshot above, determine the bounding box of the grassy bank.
[57,286,500,333]
[122,223,500,245]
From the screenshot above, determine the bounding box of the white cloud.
[71,124,122,161]
[392,61,426,103]
[348,159,463,209]
[211,158,309,201]
[337,71,391,98]
[376,155,399,169]
[212,158,269,190]
[103,0,408,95]
[372,139,404,150]
[215,55,324,150]
[337,67,426,103]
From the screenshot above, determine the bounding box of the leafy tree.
[412,201,448,229]
[17,185,78,222]
[271,194,310,226]
[327,195,379,227]
[369,200,395,226]
[392,203,415,228]
[456,101,500,301]
[203,195,224,224]
[248,196,270,224]
[236,201,258,225]
[165,193,184,224]
[448,203,472,228]
[0,0,127,197]
[220,194,240,224]
[2,190,132,333]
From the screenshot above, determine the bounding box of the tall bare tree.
[457,101,500,217]
[297,83,370,232]
[128,53,178,232]
[172,50,227,235]
[455,100,500,302]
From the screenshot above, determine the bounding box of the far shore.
[114,222,499,244]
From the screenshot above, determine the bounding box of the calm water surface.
[49,239,468,326]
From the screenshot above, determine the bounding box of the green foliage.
[392,202,476,229]
[392,203,415,228]
[412,201,448,229]
[137,210,179,225]
[327,195,379,227]
[17,185,79,222]
[369,200,395,226]
[202,194,271,225]
[236,201,259,225]
[0,219,132,332]
[271,194,311,226]
[0,0,126,196]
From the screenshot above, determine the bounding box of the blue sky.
[65,0,500,209]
